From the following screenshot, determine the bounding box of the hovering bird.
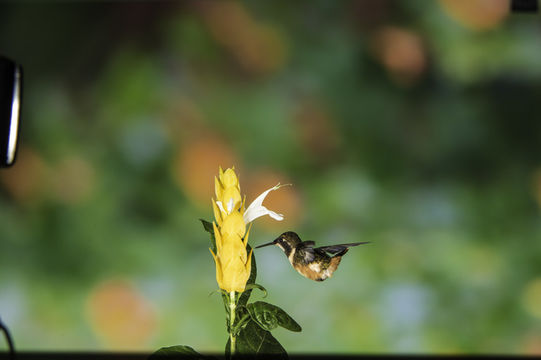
[255,231,369,281]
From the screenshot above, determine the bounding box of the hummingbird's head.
[255,231,301,255]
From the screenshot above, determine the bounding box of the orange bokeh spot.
[521,334,541,355]
[244,169,302,230]
[198,1,288,76]
[0,147,50,203]
[439,0,509,31]
[86,279,156,350]
[173,134,239,207]
[51,155,96,205]
[373,26,427,85]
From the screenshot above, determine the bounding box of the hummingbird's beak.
[255,239,278,249]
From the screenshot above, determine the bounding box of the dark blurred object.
[511,0,539,12]
[0,316,15,359]
[0,55,22,168]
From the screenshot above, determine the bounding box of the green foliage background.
[1,0,541,355]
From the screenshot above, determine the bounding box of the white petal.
[243,183,289,224]
[216,201,226,214]
[246,207,284,223]
[226,197,234,213]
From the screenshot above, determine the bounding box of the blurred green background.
[1,0,541,355]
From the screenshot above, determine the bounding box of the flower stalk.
[229,291,237,355]
[209,166,288,356]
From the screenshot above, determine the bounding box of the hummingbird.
[255,231,369,281]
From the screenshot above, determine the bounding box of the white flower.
[243,183,290,224]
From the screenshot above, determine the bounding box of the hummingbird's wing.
[317,242,370,255]
[297,246,316,263]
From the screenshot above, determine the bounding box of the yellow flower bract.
[210,167,252,293]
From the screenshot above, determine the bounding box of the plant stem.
[229,291,237,357]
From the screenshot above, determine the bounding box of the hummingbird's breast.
[291,250,343,281]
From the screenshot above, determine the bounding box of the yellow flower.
[210,167,286,293]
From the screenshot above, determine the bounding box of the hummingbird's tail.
[333,248,348,257]
[319,241,370,257]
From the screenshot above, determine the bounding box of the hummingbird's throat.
[286,246,296,263]
[277,241,292,257]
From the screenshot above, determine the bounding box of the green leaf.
[247,302,302,333]
[243,283,268,298]
[149,345,206,359]
[226,319,288,359]
[199,218,216,253]
[199,218,214,233]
